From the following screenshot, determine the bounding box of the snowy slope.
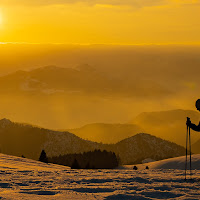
[141,154,200,170]
[0,153,68,171]
[123,154,200,170]
[1,153,200,200]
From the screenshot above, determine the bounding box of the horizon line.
[1,42,200,46]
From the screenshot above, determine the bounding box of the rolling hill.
[113,133,185,164]
[67,123,144,144]
[124,154,200,170]
[66,109,200,147]
[0,65,172,129]
[0,118,98,160]
[0,65,169,97]
[130,109,200,147]
[0,118,186,164]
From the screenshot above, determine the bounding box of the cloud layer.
[1,0,199,8]
[0,0,168,7]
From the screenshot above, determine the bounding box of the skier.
[186,99,200,131]
[184,99,200,179]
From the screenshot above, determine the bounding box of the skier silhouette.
[184,99,199,180]
[186,99,200,131]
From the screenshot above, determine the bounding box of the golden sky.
[0,0,200,44]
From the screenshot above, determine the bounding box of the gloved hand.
[186,117,191,127]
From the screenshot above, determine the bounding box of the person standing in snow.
[186,99,200,131]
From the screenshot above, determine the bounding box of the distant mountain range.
[67,123,144,144]
[0,65,169,97]
[0,118,97,161]
[0,118,186,164]
[130,109,200,147]
[64,109,200,147]
[0,65,185,130]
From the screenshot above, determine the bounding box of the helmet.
[195,99,200,111]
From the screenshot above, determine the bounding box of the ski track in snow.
[1,154,200,199]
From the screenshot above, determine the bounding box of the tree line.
[39,149,119,169]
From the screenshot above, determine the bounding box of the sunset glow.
[0,1,200,44]
[0,12,3,26]
[1,2,200,199]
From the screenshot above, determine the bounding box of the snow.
[0,118,12,128]
[20,78,45,91]
[1,153,200,199]
[142,158,155,164]
[20,77,65,94]
[127,154,200,170]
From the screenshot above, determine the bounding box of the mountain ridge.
[129,109,200,146]
[0,118,186,164]
[61,109,200,146]
[0,65,170,97]
[67,123,144,144]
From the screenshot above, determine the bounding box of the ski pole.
[189,127,192,178]
[185,125,188,180]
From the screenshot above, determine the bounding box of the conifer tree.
[71,158,80,169]
[85,161,91,169]
[39,150,48,163]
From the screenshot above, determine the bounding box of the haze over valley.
[0,44,200,132]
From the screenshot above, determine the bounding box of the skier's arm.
[187,120,200,132]
[189,123,200,132]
